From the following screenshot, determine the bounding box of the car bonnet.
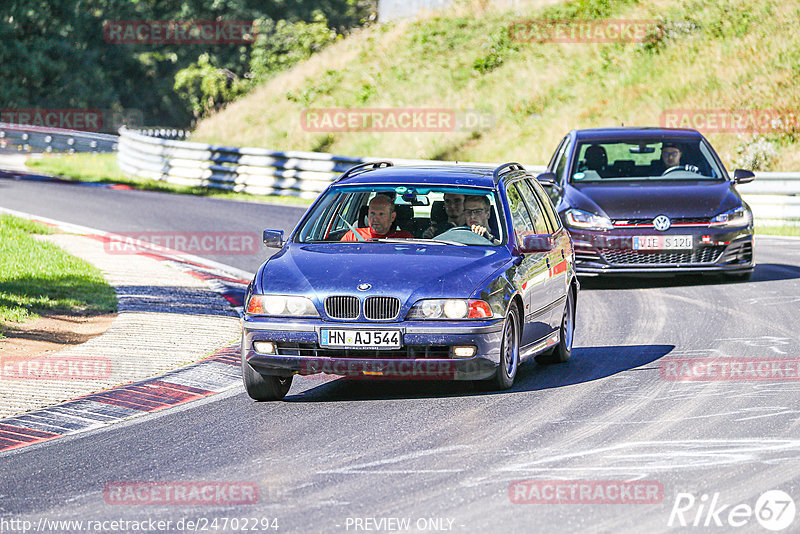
[258,242,509,303]
[566,180,738,219]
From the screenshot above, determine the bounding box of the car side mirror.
[536,172,562,192]
[733,169,756,184]
[263,229,284,248]
[519,234,555,253]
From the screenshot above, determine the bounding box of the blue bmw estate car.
[539,128,755,278]
[241,162,579,400]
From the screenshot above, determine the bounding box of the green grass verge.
[0,215,118,338]
[25,153,314,207]
[754,224,800,237]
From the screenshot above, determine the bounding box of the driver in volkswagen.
[650,142,682,174]
[661,142,682,169]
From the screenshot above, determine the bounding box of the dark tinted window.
[555,137,573,181]
[505,183,536,241]
[513,181,548,234]
[523,179,561,232]
[548,135,568,170]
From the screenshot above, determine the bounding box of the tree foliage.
[0,0,375,129]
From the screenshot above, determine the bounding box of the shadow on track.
[579,263,800,290]
[750,263,800,283]
[283,344,673,402]
[0,280,242,318]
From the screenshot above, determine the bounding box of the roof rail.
[492,162,526,184]
[334,161,394,183]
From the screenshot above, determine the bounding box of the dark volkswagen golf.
[538,127,755,278]
[242,162,578,400]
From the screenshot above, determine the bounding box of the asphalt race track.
[2,177,800,533]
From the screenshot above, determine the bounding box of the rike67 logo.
[668,490,796,531]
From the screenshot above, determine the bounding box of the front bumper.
[567,225,754,275]
[242,317,505,381]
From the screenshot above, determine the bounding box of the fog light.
[453,346,476,358]
[253,341,276,354]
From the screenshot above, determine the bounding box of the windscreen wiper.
[373,237,466,246]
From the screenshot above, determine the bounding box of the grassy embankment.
[193,0,800,171]
[0,215,117,338]
[24,0,800,228]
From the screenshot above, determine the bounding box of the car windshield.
[569,138,726,183]
[296,185,505,246]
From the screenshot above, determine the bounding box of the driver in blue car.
[463,195,500,244]
[341,194,414,241]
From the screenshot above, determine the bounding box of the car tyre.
[492,305,520,390]
[535,288,575,365]
[241,341,293,401]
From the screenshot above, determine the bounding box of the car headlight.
[246,295,318,317]
[564,208,613,231]
[407,299,493,320]
[710,206,751,227]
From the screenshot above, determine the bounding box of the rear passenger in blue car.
[422,193,465,239]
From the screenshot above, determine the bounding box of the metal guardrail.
[117,128,800,224]
[117,127,545,199]
[737,175,800,224]
[2,124,794,223]
[0,122,119,153]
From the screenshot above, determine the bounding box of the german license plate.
[320,329,401,349]
[633,235,692,250]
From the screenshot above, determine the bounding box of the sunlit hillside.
[193,0,800,171]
